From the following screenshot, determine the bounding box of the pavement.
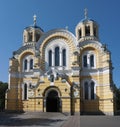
[0,112,120,127]
[80,115,120,127]
[0,112,69,127]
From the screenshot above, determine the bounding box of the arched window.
[48,50,52,66]
[36,33,40,42]
[94,27,97,37]
[90,55,94,67]
[28,32,32,42]
[82,52,96,69]
[85,26,90,36]
[24,84,27,100]
[24,59,28,70]
[84,82,89,100]
[30,59,33,69]
[62,49,66,66]
[79,29,81,38]
[83,55,87,67]
[55,47,59,66]
[90,82,95,100]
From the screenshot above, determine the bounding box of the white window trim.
[82,51,96,69]
[82,79,97,100]
[22,83,28,100]
[22,55,34,72]
[22,82,35,100]
[45,39,69,71]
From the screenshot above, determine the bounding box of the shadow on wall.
[80,94,105,115]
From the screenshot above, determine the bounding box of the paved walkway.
[61,114,80,127]
[80,115,120,127]
[1,112,120,127]
[0,112,68,127]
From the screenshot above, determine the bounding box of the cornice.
[13,44,36,56]
[81,66,110,76]
[36,28,77,50]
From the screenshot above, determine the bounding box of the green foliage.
[0,81,8,111]
[114,85,120,110]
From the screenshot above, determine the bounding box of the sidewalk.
[61,114,80,127]
[0,112,80,127]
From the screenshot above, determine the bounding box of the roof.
[25,25,44,32]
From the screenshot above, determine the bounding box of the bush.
[0,81,8,111]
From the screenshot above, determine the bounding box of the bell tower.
[75,9,99,43]
[23,15,44,46]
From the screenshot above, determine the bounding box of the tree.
[0,81,8,111]
[114,84,120,111]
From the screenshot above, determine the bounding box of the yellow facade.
[6,13,114,115]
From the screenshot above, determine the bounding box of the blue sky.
[0,0,120,87]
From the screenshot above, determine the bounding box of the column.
[90,22,94,36]
[60,49,62,66]
[33,30,36,42]
[82,25,85,37]
[52,50,54,66]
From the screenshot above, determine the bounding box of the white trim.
[22,83,28,100]
[22,55,34,72]
[45,39,69,71]
[82,50,96,69]
[82,79,97,100]
[22,82,35,100]
[81,67,110,77]
[37,29,77,49]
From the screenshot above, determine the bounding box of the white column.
[87,55,90,69]
[52,51,54,66]
[27,59,30,72]
[60,49,62,66]
[82,25,85,37]
[33,30,36,42]
[90,22,94,36]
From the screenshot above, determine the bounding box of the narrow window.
[94,27,97,37]
[30,59,33,69]
[84,82,89,100]
[90,55,94,67]
[48,50,52,66]
[24,84,27,100]
[28,32,32,42]
[36,33,40,42]
[55,47,59,66]
[24,59,28,70]
[62,49,66,66]
[85,26,90,36]
[79,29,81,38]
[83,55,87,67]
[90,82,95,100]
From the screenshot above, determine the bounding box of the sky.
[0,0,120,87]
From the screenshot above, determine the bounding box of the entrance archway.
[46,90,60,112]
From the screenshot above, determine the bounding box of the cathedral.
[6,10,115,115]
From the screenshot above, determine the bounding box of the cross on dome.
[84,8,88,19]
[33,14,37,26]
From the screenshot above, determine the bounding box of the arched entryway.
[46,90,60,112]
